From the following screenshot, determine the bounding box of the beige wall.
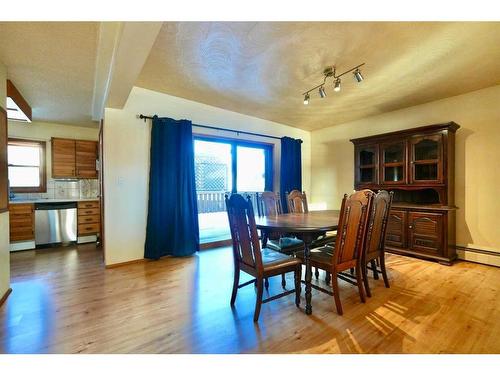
[311,85,500,256]
[8,121,99,180]
[0,61,10,299]
[103,86,311,265]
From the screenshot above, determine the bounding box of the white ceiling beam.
[91,21,162,121]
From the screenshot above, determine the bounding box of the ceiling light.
[301,63,365,104]
[334,78,341,92]
[353,68,364,83]
[319,86,327,98]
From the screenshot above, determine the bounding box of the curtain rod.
[138,114,302,143]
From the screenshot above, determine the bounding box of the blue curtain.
[280,137,302,213]
[144,116,200,259]
[264,147,273,191]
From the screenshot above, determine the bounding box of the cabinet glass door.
[355,144,378,185]
[410,134,442,184]
[381,141,406,184]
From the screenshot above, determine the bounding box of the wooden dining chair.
[225,194,302,321]
[296,190,374,315]
[361,190,394,297]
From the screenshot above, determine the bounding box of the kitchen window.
[8,138,47,193]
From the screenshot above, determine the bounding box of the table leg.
[303,240,313,315]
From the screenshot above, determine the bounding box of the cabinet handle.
[409,225,413,229]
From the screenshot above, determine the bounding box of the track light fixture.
[302,63,365,104]
[334,78,341,92]
[353,68,364,82]
[319,86,327,98]
[303,93,310,105]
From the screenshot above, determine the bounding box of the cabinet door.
[76,140,98,178]
[380,140,407,185]
[385,209,407,248]
[408,211,444,255]
[9,203,35,241]
[52,138,76,178]
[355,144,378,186]
[410,134,443,184]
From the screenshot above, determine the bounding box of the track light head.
[334,78,341,92]
[353,68,364,83]
[303,93,310,105]
[319,86,327,98]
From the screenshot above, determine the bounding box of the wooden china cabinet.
[351,122,459,265]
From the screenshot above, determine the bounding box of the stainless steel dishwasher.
[35,202,77,246]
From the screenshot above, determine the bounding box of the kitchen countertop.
[9,197,100,204]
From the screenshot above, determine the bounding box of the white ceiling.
[0,22,99,127]
[137,22,500,130]
[1,22,500,130]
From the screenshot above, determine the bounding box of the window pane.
[237,146,265,192]
[9,166,40,187]
[194,140,233,192]
[8,145,40,166]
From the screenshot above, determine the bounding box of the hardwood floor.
[1,244,500,354]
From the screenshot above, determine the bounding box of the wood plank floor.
[1,244,500,354]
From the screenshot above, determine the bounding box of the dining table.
[255,209,340,315]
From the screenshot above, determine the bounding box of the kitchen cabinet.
[52,138,98,179]
[9,203,35,242]
[77,200,100,236]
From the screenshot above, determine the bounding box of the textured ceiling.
[136,22,500,131]
[0,22,99,127]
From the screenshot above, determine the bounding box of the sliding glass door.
[194,137,273,245]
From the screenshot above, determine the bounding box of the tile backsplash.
[13,179,99,200]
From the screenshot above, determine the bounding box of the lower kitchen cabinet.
[385,206,455,265]
[77,200,100,238]
[9,203,35,242]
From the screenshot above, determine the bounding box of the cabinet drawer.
[78,223,100,235]
[78,214,100,225]
[78,200,99,209]
[78,207,100,216]
[9,203,34,214]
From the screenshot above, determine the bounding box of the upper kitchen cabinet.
[52,138,98,179]
[76,140,98,178]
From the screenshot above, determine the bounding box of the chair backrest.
[363,190,394,262]
[287,190,309,213]
[225,194,263,271]
[257,191,282,217]
[332,189,374,270]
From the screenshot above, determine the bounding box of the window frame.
[8,138,47,193]
[193,134,274,193]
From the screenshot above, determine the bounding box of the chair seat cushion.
[296,245,335,266]
[312,234,336,247]
[261,248,302,272]
[266,237,304,252]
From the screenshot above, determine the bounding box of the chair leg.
[362,261,371,298]
[265,278,269,290]
[380,254,390,288]
[294,266,302,307]
[315,267,319,279]
[371,260,379,280]
[355,264,366,303]
[281,274,286,289]
[230,268,240,306]
[349,268,354,275]
[325,272,331,285]
[254,278,264,322]
[332,271,343,315]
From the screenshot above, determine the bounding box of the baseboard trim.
[0,288,12,307]
[456,245,500,267]
[105,258,145,269]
